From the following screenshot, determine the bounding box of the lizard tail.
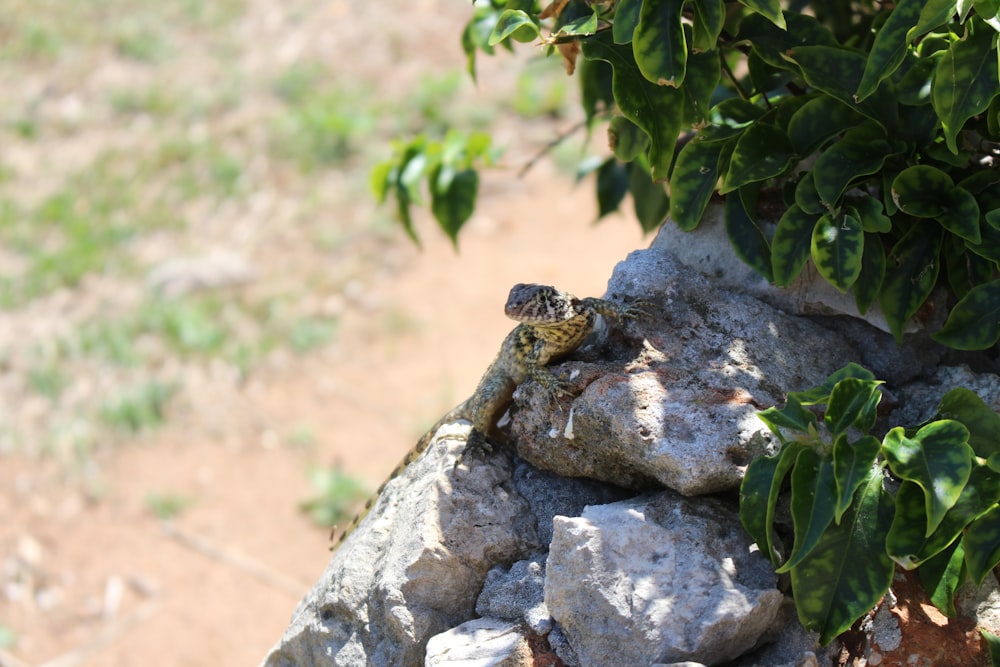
[330,400,470,549]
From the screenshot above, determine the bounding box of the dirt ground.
[0,1,648,664]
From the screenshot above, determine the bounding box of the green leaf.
[691,0,725,51]
[741,443,806,564]
[853,195,892,233]
[963,504,1000,585]
[832,434,881,523]
[633,0,687,86]
[883,421,974,536]
[740,452,782,564]
[789,467,894,645]
[920,540,966,617]
[891,165,953,218]
[462,5,503,80]
[609,116,650,162]
[778,447,838,573]
[792,362,876,406]
[794,173,825,215]
[721,123,796,193]
[757,393,817,437]
[628,161,670,232]
[811,212,864,292]
[934,387,1000,459]
[595,158,629,219]
[582,32,683,181]
[738,13,835,72]
[857,0,926,101]
[786,95,866,156]
[933,18,1000,153]
[933,279,1000,350]
[772,204,816,286]
[370,160,393,203]
[910,0,962,40]
[488,9,539,45]
[669,136,725,230]
[878,221,944,342]
[981,628,1000,666]
[783,46,897,130]
[682,49,721,127]
[725,192,773,281]
[826,377,882,436]
[430,167,478,244]
[812,134,892,206]
[939,187,982,244]
[895,55,940,106]
[887,466,1000,569]
[853,232,886,315]
[553,5,599,37]
[579,56,615,125]
[737,0,785,29]
[613,0,642,44]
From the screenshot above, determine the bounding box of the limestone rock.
[513,248,859,495]
[544,492,784,667]
[261,423,537,667]
[424,618,533,667]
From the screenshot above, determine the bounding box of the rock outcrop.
[262,225,1000,667]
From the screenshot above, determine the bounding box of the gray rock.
[889,365,1000,427]
[544,492,784,667]
[731,598,835,667]
[511,460,631,546]
[424,618,532,667]
[260,423,537,667]
[651,205,943,336]
[514,248,860,495]
[476,555,551,634]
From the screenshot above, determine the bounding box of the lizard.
[331,282,649,548]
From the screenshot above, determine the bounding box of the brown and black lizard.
[331,283,648,547]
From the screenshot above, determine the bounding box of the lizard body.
[332,283,647,547]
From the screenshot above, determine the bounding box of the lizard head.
[504,283,577,324]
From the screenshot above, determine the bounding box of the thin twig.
[162,523,308,596]
[518,117,591,178]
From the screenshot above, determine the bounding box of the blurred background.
[0,0,645,664]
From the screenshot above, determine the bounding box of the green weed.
[287,316,338,353]
[146,491,194,519]
[300,466,371,528]
[100,381,177,433]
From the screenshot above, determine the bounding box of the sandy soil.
[0,1,648,662]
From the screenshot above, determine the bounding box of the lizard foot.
[618,298,655,323]
[453,428,497,470]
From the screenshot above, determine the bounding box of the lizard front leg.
[465,372,518,455]
[576,296,653,324]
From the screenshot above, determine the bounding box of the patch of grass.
[114,20,173,62]
[271,88,375,169]
[0,623,16,649]
[140,298,228,355]
[0,153,186,307]
[299,465,371,528]
[146,491,194,519]
[109,84,180,117]
[28,362,68,400]
[287,316,338,353]
[100,381,177,433]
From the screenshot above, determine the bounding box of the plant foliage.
[376,0,1000,350]
[741,364,1000,644]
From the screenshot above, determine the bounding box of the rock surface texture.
[262,226,1000,666]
